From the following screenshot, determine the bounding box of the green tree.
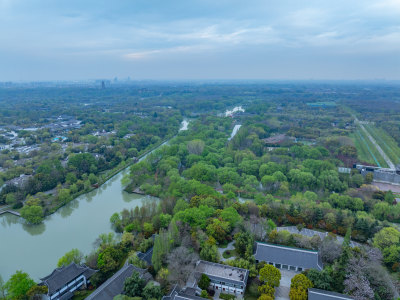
[142,282,162,300]
[364,172,373,184]
[259,265,281,287]
[198,274,211,290]
[57,188,71,204]
[26,285,48,299]
[384,191,395,204]
[5,193,16,205]
[306,269,332,290]
[57,248,83,267]
[20,205,44,224]
[220,207,241,227]
[289,287,307,300]
[383,245,400,268]
[4,270,35,300]
[97,246,124,276]
[124,271,145,297]
[373,227,400,250]
[290,274,313,290]
[258,284,275,298]
[159,213,172,228]
[206,219,230,243]
[234,232,254,258]
[200,241,220,263]
[200,290,209,299]
[0,275,6,300]
[258,295,273,300]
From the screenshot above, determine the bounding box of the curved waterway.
[0,135,185,282]
[0,167,158,281]
[0,120,190,281]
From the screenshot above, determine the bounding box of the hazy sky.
[1,0,399,81]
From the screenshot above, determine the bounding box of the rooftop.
[85,264,151,300]
[255,242,323,271]
[308,288,354,300]
[194,260,248,284]
[40,263,97,295]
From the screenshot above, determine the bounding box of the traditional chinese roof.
[40,263,97,295]
[137,246,153,265]
[85,264,152,300]
[255,242,323,271]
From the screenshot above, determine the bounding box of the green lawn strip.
[358,128,388,168]
[350,132,374,164]
[352,130,381,166]
[364,124,400,165]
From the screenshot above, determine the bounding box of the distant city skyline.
[0,0,399,81]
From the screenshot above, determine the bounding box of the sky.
[0,0,399,81]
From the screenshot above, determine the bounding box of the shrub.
[219,293,235,300]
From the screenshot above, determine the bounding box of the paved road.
[275,269,298,300]
[355,117,395,170]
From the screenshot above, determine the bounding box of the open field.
[364,124,400,166]
[351,128,389,167]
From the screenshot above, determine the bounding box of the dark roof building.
[85,264,152,300]
[162,285,206,300]
[255,242,323,271]
[40,263,97,300]
[137,247,153,266]
[308,288,354,300]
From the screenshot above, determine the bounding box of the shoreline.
[0,133,176,221]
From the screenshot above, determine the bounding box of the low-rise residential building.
[308,288,354,300]
[39,263,97,300]
[254,242,323,271]
[189,260,249,296]
[85,264,152,300]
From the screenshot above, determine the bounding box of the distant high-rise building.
[101,81,105,89]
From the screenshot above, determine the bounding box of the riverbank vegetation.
[1,82,400,299]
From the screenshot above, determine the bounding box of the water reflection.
[0,213,21,227]
[23,222,46,235]
[59,199,79,218]
[0,139,163,281]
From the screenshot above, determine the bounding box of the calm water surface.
[0,168,157,281]
[0,120,190,281]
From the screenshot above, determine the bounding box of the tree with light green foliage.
[200,290,208,299]
[259,265,281,287]
[373,227,400,250]
[57,248,83,267]
[21,205,44,224]
[4,270,35,300]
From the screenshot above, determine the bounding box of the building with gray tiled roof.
[39,263,97,300]
[255,242,323,271]
[308,288,354,300]
[188,260,249,296]
[85,264,152,300]
[137,246,153,266]
[162,285,205,300]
